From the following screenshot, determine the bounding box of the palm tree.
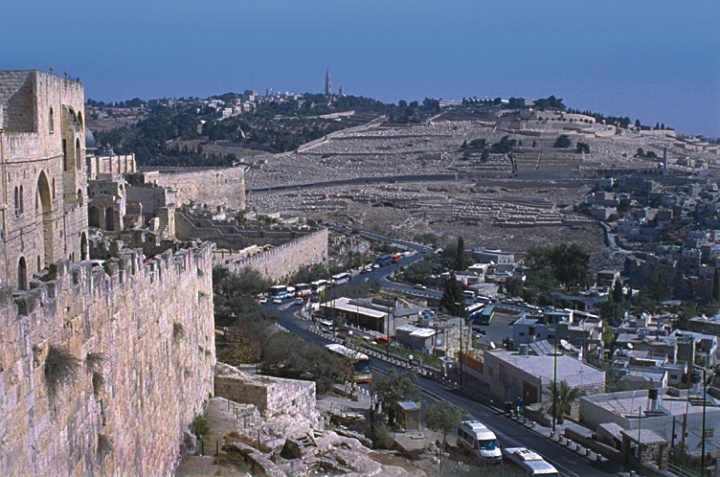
[546,379,583,424]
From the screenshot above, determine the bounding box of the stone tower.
[325,68,332,97]
[0,70,89,290]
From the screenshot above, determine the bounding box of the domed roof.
[85,127,97,150]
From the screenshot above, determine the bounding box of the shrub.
[85,352,107,370]
[44,345,81,397]
[192,414,210,438]
[371,422,395,449]
[173,322,186,342]
[92,372,105,396]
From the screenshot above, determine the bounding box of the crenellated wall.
[212,228,328,282]
[141,166,246,210]
[0,244,215,477]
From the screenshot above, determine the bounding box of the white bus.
[502,447,559,477]
[456,420,502,464]
[331,272,351,286]
[268,285,288,300]
[311,279,329,294]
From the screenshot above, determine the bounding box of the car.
[258,296,269,304]
[272,297,282,304]
[294,297,304,305]
[413,284,427,290]
[360,267,370,274]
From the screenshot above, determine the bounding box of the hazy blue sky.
[3,0,719,136]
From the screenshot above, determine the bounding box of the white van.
[456,420,501,463]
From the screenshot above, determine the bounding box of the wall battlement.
[0,243,216,477]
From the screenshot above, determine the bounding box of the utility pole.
[637,406,642,467]
[552,333,558,434]
[701,369,708,477]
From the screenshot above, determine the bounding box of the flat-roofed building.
[479,349,605,406]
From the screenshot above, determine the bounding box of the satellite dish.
[490,342,496,349]
[627,343,634,349]
[560,339,569,349]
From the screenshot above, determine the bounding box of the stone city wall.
[212,228,329,282]
[140,166,246,210]
[0,244,215,477]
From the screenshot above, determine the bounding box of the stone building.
[0,70,216,476]
[0,70,89,289]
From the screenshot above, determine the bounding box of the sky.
[2,0,719,137]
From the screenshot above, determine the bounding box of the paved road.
[272,307,620,476]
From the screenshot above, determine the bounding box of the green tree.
[423,402,463,450]
[612,281,624,303]
[454,236,466,272]
[213,266,270,297]
[374,370,419,424]
[553,134,572,149]
[439,273,466,317]
[674,301,697,330]
[576,142,590,154]
[546,379,582,424]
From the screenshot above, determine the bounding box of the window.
[14,186,20,216]
[49,107,54,133]
[76,139,82,170]
[18,256,27,290]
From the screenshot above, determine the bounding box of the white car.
[272,297,282,304]
[413,284,427,290]
[258,296,269,304]
[294,297,304,305]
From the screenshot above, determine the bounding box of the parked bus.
[477,304,495,325]
[502,447,559,477]
[268,285,288,300]
[376,254,393,267]
[331,272,351,286]
[463,290,476,300]
[311,279,329,295]
[456,420,502,464]
[325,343,372,383]
[391,253,402,263]
[294,283,313,297]
[286,286,295,298]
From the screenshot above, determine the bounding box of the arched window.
[76,138,82,170]
[19,185,24,214]
[18,257,27,291]
[14,186,19,216]
[49,107,55,134]
[62,139,68,171]
[77,111,83,127]
[77,189,83,206]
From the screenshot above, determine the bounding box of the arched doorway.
[18,256,27,290]
[37,171,54,266]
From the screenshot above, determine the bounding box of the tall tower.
[325,68,332,97]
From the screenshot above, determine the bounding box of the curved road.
[272,305,619,477]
